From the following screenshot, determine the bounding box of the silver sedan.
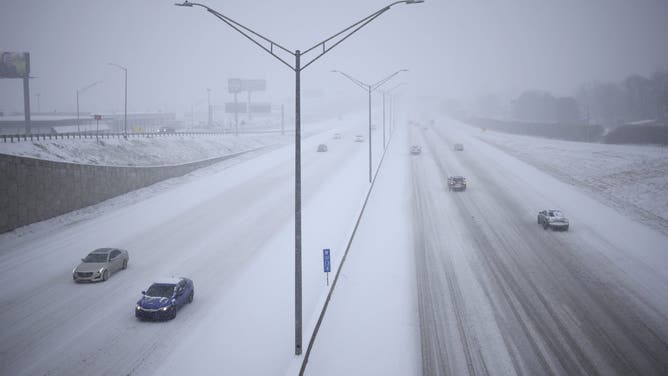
[73,248,129,282]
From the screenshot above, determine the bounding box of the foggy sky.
[1,0,667,116]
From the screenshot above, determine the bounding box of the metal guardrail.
[1,129,294,143]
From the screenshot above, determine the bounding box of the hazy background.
[1,0,667,117]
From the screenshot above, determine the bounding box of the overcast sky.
[1,0,667,116]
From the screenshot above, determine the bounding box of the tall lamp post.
[175,0,423,356]
[381,82,405,147]
[207,88,212,127]
[108,63,128,136]
[76,80,102,133]
[331,69,407,182]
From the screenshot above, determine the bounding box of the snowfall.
[0,112,666,375]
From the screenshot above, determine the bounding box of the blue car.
[135,277,194,320]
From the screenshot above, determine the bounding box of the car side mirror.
[81,258,85,262]
[141,291,146,295]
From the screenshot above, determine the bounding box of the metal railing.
[1,129,294,143]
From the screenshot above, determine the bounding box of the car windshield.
[145,284,176,298]
[550,210,563,217]
[82,253,108,263]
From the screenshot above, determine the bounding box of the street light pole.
[382,82,405,147]
[207,88,212,127]
[76,80,102,134]
[382,91,385,149]
[175,0,423,356]
[331,69,408,182]
[108,63,128,136]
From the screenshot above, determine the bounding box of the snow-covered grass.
[0,117,352,166]
[451,120,668,235]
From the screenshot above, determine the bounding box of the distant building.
[0,112,182,135]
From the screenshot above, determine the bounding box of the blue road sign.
[323,249,331,273]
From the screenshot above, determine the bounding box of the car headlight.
[159,306,170,311]
[72,267,77,274]
[97,268,105,275]
[136,305,141,310]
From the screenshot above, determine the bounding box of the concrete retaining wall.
[0,150,250,234]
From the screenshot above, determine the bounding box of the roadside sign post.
[323,248,331,286]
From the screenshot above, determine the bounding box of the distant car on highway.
[333,132,342,139]
[135,277,194,321]
[158,127,176,134]
[447,176,467,191]
[454,143,464,151]
[317,144,328,152]
[537,210,569,231]
[354,135,365,142]
[410,145,422,155]
[73,248,129,282]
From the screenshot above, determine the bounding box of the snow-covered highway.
[0,117,386,376]
[410,119,668,375]
[2,114,668,376]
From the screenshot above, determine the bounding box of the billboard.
[228,79,242,93]
[225,102,247,113]
[228,78,266,93]
[249,102,271,114]
[0,52,30,78]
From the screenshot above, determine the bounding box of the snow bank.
[452,120,668,235]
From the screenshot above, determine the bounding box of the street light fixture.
[331,69,408,181]
[76,80,102,133]
[175,0,423,356]
[108,63,128,137]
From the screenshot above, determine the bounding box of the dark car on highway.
[537,209,569,231]
[447,176,467,191]
[135,277,194,320]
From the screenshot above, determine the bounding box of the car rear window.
[146,284,176,298]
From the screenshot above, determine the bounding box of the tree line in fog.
[468,70,668,128]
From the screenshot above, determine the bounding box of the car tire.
[564,226,569,232]
[188,291,194,303]
[543,222,548,230]
[122,259,128,270]
[102,269,109,281]
[537,217,541,224]
[171,308,177,320]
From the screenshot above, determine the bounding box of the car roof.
[152,277,184,285]
[91,248,113,254]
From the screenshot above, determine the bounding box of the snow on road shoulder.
[302,125,421,376]
[448,119,668,235]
